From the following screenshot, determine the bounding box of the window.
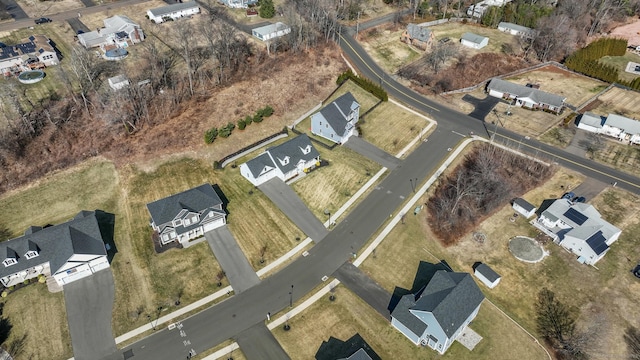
[319,121,322,125]
[279,156,290,166]
[325,124,328,128]
[184,218,191,226]
[301,145,311,155]
[3,258,17,267]
[25,250,38,259]
[170,232,176,239]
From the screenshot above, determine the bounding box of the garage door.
[61,268,93,284]
[203,219,224,232]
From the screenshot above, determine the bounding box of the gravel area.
[509,236,547,263]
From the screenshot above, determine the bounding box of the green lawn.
[600,52,640,82]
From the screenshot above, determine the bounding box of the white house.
[497,22,533,37]
[473,263,501,289]
[577,112,605,133]
[460,32,488,49]
[512,197,537,218]
[310,92,361,144]
[147,2,200,23]
[391,270,485,354]
[146,183,227,247]
[240,134,320,186]
[0,35,59,75]
[533,199,621,265]
[467,0,512,17]
[0,211,110,288]
[252,22,291,41]
[487,78,566,114]
[108,74,129,91]
[78,15,144,49]
[219,0,257,8]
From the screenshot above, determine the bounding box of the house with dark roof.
[311,92,361,144]
[391,270,485,354]
[240,134,320,186]
[400,24,435,50]
[78,15,144,49]
[315,333,381,360]
[487,78,566,114]
[0,210,109,287]
[146,183,226,247]
[512,197,537,218]
[147,1,200,23]
[473,263,501,289]
[0,35,59,75]
[533,198,621,265]
[460,32,488,49]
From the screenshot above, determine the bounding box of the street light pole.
[289,285,293,308]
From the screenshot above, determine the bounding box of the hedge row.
[204,105,274,144]
[565,38,627,83]
[336,69,388,101]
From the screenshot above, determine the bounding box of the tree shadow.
[95,210,118,263]
[211,183,230,215]
[388,260,452,313]
[0,303,11,345]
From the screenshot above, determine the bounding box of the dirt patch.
[610,19,640,47]
[16,0,84,18]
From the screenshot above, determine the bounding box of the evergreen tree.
[259,0,275,19]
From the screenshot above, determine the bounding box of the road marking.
[338,33,440,113]
[321,275,329,281]
[302,251,309,257]
[451,130,466,137]
[495,132,640,190]
[168,323,176,330]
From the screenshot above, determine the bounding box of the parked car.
[633,264,640,279]
[34,17,52,24]
[574,196,586,203]
[562,192,575,200]
[77,29,85,34]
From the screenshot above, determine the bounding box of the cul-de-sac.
[0,0,640,359]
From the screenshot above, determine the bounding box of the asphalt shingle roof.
[488,78,566,108]
[148,1,199,17]
[266,134,319,175]
[411,271,485,337]
[513,197,536,212]
[391,294,427,338]
[316,92,359,137]
[146,183,223,227]
[475,263,500,282]
[406,24,432,43]
[461,32,487,44]
[245,152,276,178]
[605,113,640,135]
[579,112,605,128]
[498,22,532,33]
[0,211,106,278]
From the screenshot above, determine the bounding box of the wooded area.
[426,143,553,246]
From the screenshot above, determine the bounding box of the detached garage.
[461,32,488,49]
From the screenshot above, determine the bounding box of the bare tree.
[532,14,577,61]
[625,326,640,360]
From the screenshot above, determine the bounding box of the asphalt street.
[259,179,329,243]
[64,269,117,360]
[343,136,401,169]
[205,226,260,294]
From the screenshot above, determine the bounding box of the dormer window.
[279,156,290,166]
[25,250,39,260]
[3,248,18,267]
[301,145,311,155]
[2,258,17,267]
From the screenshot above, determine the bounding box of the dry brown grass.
[327,80,381,113]
[359,25,422,74]
[291,145,380,220]
[591,86,640,118]
[273,285,547,360]
[429,22,520,55]
[359,102,428,154]
[80,0,168,30]
[16,0,84,18]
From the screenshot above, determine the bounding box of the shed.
[252,22,291,41]
[512,198,537,218]
[460,32,488,49]
[473,263,501,289]
[108,75,129,90]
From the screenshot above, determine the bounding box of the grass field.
[361,161,640,357]
[291,145,380,221]
[600,51,640,82]
[590,86,640,119]
[359,27,422,74]
[16,0,84,18]
[590,138,640,178]
[359,102,429,154]
[327,80,381,114]
[273,285,548,360]
[429,22,519,55]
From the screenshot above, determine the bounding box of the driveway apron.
[63,269,117,360]
[205,226,260,294]
[333,263,392,320]
[236,323,291,360]
[259,179,329,243]
[343,137,400,170]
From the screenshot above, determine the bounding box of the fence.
[417,17,472,27]
[217,128,289,168]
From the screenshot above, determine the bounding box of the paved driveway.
[0,0,27,20]
[236,323,290,360]
[462,94,500,121]
[259,179,329,242]
[333,263,391,320]
[205,226,260,294]
[343,136,400,170]
[67,18,90,33]
[63,269,116,360]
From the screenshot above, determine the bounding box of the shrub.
[1,291,7,298]
[253,114,263,123]
[238,119,246,130]
[244,115,253,125]
[205,127,218,144]
[219,122,236,138]
[336,69,388,101]
[38,274,46,283]
[261,105,274,117]
[23,279,29,285]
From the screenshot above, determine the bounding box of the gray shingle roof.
[0,211,106,278]
[605,114,640,135]
[461,32,487,44]
[513,198,536,212]
[316,92,359,136]
[252,22,290,37]
[148,1,199,17]
[475,263,500,282]
[412,271,485,337]
[391,294,427,337]
[146,183,223,227]
[579,112,605,128]
[266,134,320,175]
[488,78,566,108]
[406,24,432,43]
[498,22,532,33]
[244,152,276,178]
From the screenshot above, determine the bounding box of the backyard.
[599,51,640,82]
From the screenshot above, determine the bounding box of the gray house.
[0,210,109,287]
[240,134,320,186]
[460,32,488,49]
[497,22,533,37]
[311,92,361,144]
[146,183,226,247]
[487,78,566,114]
[391,270,485,354]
